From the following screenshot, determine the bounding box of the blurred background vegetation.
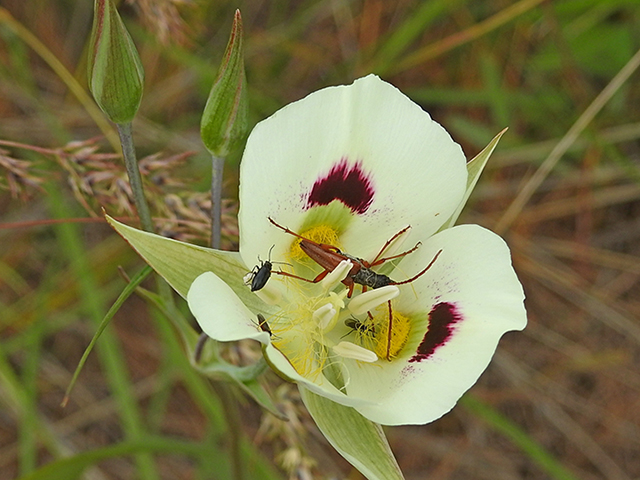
[1,0,640,479]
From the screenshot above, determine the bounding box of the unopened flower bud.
[88,0,144,124]
[200,10,249,157]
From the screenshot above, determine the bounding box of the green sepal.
[299,386,404,480]
[441,128,507,230]
[106,217,287,418]
[105,216,265,313]
[197,357,288,421]
[200,10,249,157]
[88,0,144,124]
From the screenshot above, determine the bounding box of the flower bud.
[88,0,144,124]
[200,10,249,157]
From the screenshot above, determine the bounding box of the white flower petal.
[252,281,282,305]
[238,75,467,268]
[187,273,376,409]
[340,225,526,425]
[188,272,270,343]
[394,224,527,334]
[262,344,374,408]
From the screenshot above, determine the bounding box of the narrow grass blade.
[15,437,213,480]
[61,266,152,407]
[461,395,579,480]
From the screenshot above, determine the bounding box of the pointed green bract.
[441,128,508,230]
[200,10,249,157]
[105,216,266,313]
[106,218,286,418]
[88,0,144,124]
[299,387,404,480]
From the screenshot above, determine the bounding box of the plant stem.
[117,122,154,232]
[116,122,182,347]
[210,154,224,249]
[208,153,245,478]
[213,383,244,480]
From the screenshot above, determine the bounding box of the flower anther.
[333,341,378,363]
[347,286,399,315]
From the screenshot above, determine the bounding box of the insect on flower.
[244,245,291,292]
[343,316,375,338]
[244,246,274,291]
[268,217,442,360]
[267,217,442,296]
[110,75,528,429]
[256,313,273,335]
[254,313,281,340]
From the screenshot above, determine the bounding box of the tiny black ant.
[343,316,375,338]
[256,313,275,338]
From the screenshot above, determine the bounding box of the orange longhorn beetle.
[267,217,442,359]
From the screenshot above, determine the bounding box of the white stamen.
[242,272,253,285]
[313,303,336,330]
[321,259,352,290]
[348,285,400,315]
[333,341,378,362]
[327,290,347,310]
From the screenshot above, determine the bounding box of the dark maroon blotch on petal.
[305,157,374,214]
[409,302,462,363]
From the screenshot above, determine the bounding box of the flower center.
[273,283,349,378]
[288,225,340,262]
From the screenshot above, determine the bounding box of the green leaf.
[201,9,249,157]
[62,266,153,407]
[198,360,288,420]
[106,216,263,312]
[299,386,404,480]
[442,127,507,230]
[107,217,286,418]
[88,0,144,123]
[16,437,210,480]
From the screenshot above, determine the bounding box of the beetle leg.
[268,217,307,239]
[272,269,327,284]
[386,300,393,361]
[392,249,443,286]
[369,225,412,265]
[369,241,422,267]
[346,280,356,298]
[312,269,330,282]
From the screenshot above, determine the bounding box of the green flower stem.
[210,154,224,249]
[112,124,249,480]
[116,122,154,232]
[212,382,244,480]
[210,154,245,480]
[116,123,186,366]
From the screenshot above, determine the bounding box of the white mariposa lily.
[186,74,527,426]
